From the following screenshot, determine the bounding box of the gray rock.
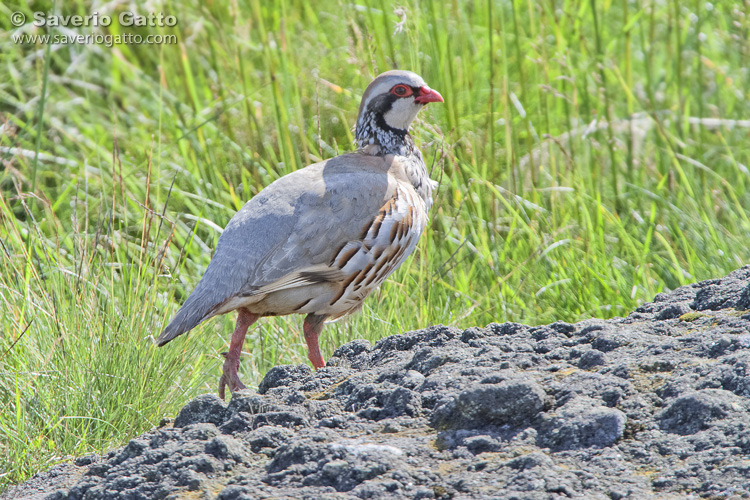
[658,389,744,435]
[430,380,546,430]
[6,266,750,499]
[691,267,750,310]
[578,349,607,369]
[173,393,227,427]
[654,302,692,320]
[258,364,312,394]
[264,439,409,494]
[538,398,627,450]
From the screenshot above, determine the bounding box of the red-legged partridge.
[157,70,444,399]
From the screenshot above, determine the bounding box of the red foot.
[218,352,247,400]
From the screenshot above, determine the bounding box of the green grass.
[1,0,749,490]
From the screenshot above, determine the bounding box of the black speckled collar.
[355,108,415,157]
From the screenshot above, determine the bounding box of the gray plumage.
[157,153,416,345]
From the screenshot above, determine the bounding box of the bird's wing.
[157,152,403,345]
[218,153,400,294]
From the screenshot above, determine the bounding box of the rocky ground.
[5,268,750,500]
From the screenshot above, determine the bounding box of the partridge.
[156,70,444,399]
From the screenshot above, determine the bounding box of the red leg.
[303,314,327,369]
[218,308,259,400]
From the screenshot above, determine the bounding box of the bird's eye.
[391,84,412,97]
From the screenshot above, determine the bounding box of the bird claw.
[218,357,246,400]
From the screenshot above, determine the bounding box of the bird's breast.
[323,184,428,316]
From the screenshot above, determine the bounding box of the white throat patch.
[383,98,422,131]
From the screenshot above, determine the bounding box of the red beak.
[414,86,444,104]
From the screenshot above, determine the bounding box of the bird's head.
[355,70,443,155]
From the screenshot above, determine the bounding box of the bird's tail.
[155,285,217,346]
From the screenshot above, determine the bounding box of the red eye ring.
[390,84,413,97]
